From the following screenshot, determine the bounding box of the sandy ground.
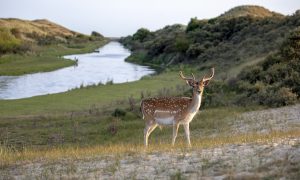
[1,104,300,179]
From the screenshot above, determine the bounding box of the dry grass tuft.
[1,130,299,169]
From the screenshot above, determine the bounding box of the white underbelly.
[155,116,174,125]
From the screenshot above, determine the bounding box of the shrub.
[112,108,126,117]
[186,18,207,32]
[239,65,263,83]
[10,28,21,39]
[133,28,152,42]
[175,36,189,53]
[91,31,103,38]
[280,28,300,59]
[186,43,205,58]
[236,28,300,107]
[256,87,297,107]
[37,35,61,45]
[0,28,21,54]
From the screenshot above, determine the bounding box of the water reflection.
[0,42,154,99]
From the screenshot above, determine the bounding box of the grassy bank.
[0,105,246,147]
[0,71,186,117]
[0,40,107,76]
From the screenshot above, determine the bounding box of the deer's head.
[179,68,214,95]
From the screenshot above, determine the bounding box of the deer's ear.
[203,80,210,86]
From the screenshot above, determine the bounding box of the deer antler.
[203,68,214,82]
[179,71,195,81]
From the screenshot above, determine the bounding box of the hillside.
[0,18,78,42]
[120,6,300,79]
[236,28,300,107]
[0,18,106,75]
[119,5,300,109]
[218,5,283,19]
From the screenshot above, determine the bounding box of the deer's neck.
[188,91,203,113]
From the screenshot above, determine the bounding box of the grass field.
[0,71,187,117]
[0,40,107,76]
[0,64,263,149]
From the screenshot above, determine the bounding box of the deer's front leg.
[183,123,191,147]
[144,124,158,147]
[172,123,179,146]
[144,125,151,147]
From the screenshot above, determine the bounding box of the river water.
[0,42,154,100]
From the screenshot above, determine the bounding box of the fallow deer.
[141,68,214,147]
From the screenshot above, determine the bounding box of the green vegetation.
[0,40,107,75]
[120,6,300,78]
[0,71,182,116]
[0,28,21,54]
[91,31,104,38]
[0,18,107,75]
[120,6,300,108]
[235,28,300,107]
[0,6,300,170]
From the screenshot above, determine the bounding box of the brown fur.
[141,97,192,122]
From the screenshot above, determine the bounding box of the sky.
[0,0,299,37]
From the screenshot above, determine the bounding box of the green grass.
[0,40,107,76]
[0,71,182,117]
[0,67,263,150]
[0,104,252,149]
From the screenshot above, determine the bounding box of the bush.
[256,87,297,107]
[236,29,300,107]
[133,28,152,42]
[112,108,126,117]
[91,31,103,38]
[37,35,62,45]
[10,28,21,39]
[175,36,189,53]
[0,28,21,54]
[280,28,300,59]
[239,65,263,83]
[186,43,205,58]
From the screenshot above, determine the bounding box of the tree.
[91,31,103,38]
[175,36,189,53]
[133,28,152,42]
